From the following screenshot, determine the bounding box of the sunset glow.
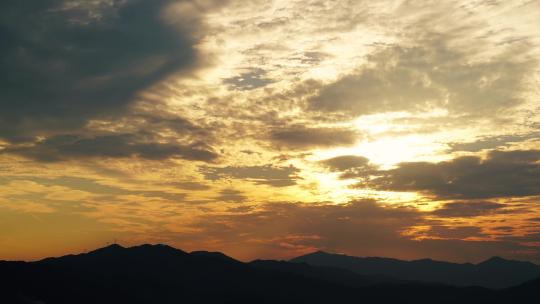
[1,0,539,264]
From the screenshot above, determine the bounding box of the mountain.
[249,259,399,287]
[498,277,540,302]
[0,244,537,303]
[190,250,241,263]
[290,251,540,289]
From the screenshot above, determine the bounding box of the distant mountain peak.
[487,256,506,261]
[105,243,124,249]
[89,243,125,253]
[312,250,328,254]
[477,256,538,268]
[85,243,189,259]
[307,250,333,256]
[479,256,511,265]
[133,243,176,250]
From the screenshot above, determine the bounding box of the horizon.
[1,1,540,265]
[4,242,538,266]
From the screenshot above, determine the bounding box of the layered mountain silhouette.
[290,251,540,289]
[0,244,538,303]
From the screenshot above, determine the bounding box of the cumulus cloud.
[320,155,378,180]
[366,150,540,199]
[320,155,370,171]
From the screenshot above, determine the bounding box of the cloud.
[309,33,533,117]
[3,134,218,162]
[320,155,377,180]
[492,226,514,233]
[202,164,300,187]
[320,155,370,171]
[163,181,211,191]
[270,126,360,149]
[432,201,506,218]
[215,189,247,203]
[173,199,540,263]
[366,150,540,199]
[448,132,540,152]
[183,199,421,258]
[425,225,486,239]
[0,0,218,142]
[223,68,275,90]
[0,176,190,205]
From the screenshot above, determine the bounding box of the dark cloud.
[163,181,211,191]
[448,132,540,152]
[136,113,208,137]
[0,0,215,142]
[3,133,218,162]
[492,226,514,233]
[223,68,274,90]
[426,225,486,239]
[202,164,300,187]
[270,126,360,149]
[367,150,540,199]
[309,34,532,117]
[320,155,377,180]
[320,155,370,171]
[138,190,187,202]
[215,189,247,203]
[432,201,506,218]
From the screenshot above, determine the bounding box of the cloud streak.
[4,134,218,162]
[270,126,360,150]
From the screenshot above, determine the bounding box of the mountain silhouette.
[249,259,398,287]
[0,244,538,303]
[290,251,540,289]
[190,250,241,263]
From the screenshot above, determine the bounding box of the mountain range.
[1,244,538,303]
[290,250,540,289]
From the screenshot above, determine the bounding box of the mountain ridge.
[295,250,538,266]
[290,250,540,289]
[1,244,538,303]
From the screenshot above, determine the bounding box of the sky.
[1,0,540,263]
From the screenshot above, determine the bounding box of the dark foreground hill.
[290,251,540,289]
[0,244,538,304]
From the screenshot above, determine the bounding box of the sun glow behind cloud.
[0,0,540,263]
